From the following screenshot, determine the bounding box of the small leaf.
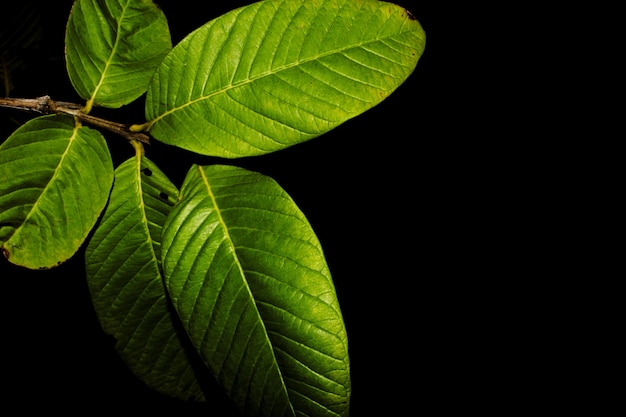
[162,165,350,417]
[0,115,113,269]
[144,0,426,158]
[85,147,204,400]
[65,0,171,110]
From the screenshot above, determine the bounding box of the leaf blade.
[85,150,205,400]
[162,165,351,416]
[65,0,171,109]
[0,115,113,269]
[145,0,425,157]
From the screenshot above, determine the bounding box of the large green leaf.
[162,165,350,417]
[0,115,113,269]
[65,0,171,111]
[85,146,204,400]
[143,0,425,158]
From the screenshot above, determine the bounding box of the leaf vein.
[149,23,419,125]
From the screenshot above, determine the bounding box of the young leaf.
[0,115,113,269]
[143,0,425,158]
[65,0,171,111]
[84,146,204,400]
[162,165,351,417]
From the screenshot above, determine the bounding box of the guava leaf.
[0,115,113,269]
[144,0,425,158]
[161,165,350,417]
[65,0,171,110]
[84,148,204,400]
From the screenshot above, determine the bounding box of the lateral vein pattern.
[145,0,425,158]
[162,165,351,416]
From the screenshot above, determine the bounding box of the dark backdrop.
[0,1,464,415]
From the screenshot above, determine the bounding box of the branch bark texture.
[0,96,150,144]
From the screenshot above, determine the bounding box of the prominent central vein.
[84,1,130,113]
[12,120,81,246]
[197,166,294,415]
[146,24,418,128]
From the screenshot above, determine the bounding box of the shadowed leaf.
[85,147,206,400]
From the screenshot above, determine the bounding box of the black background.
[0,1,475,414]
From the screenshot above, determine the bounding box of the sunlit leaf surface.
[66,0,171,109]
[145,0,425,157]
[162,164,351,416]
[0,115,113,269]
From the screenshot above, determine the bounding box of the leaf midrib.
[146,24,417,128]
[134,147,160,277]
[85,0,130,112]
[197,165,295,416]
[9,120,80,247]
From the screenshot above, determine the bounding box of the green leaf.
[162,165,350,417]
[0,115,113,269]
[143,0,425,158]
[65,0,171,111]
[85,146,204,400]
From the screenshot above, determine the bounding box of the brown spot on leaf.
[160,192,169,200]
[406,9,417,20]
[142,168,153,176]
[1,247,9,259]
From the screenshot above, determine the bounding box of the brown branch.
[0,95,150,144]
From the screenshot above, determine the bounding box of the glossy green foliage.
[143,0,425,158]
[1,1,427,414]
[161,165,350,416]
[65,0,171,111]
[85,146,205,401]
[0,115,113,268]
